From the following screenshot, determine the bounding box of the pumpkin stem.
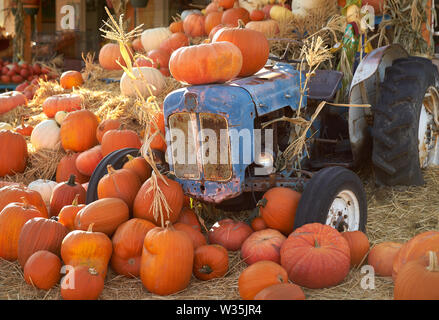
[314,237,320,248]
[50,216,59,221]
[199,265,213,275]
[126,154,135,162]
[427,251,439,272]
[20,196,30,208]
[67,174,76,186]
[237,19,246,29]
[107,164,116,175]
[71,194,80,206]
[88,267,99,276]
[256,198,267,208]
[87,223,95,233]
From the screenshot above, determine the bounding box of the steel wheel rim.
[326,189,360,231]
[418,87,439,169]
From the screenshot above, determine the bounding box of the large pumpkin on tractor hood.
[212,21,269,77]
[169,41,243,85]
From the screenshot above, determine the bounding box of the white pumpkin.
[291,0,329,12]
[28,179,58,205]
[120,67,166,98]
[30,119,61,151]
[0,122,13,131]
[140,27,172,53]
[239,0,272,12]
[55,111,68,125]
[181,9,202,21]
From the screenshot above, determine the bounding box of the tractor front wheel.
[293,166,367,233]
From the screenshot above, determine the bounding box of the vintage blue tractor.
[87,44,439,233]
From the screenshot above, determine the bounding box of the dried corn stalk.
[100,7,171,227]
[377,0,433,56]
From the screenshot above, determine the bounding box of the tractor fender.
[348,44,409,166]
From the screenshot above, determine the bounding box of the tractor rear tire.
[371,57,438,186]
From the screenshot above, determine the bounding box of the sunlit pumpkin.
[221,7,250,27]
[0,185,48,218]
[99,43,128,70]
[0,129,28,177]
[140,222,194,295]
[60,109,99,152]
[56,152,89,184]
[42,94,83,118]
[213,21,269,77]
[60,265,105,300]
[101,129,142,157]
[193,244,229,281]
[183,13,206,38]
[24,250,62,290]
[60,71,84,89]
[96,118,121,144]
[169,41,243,85]
[50,174,86,216]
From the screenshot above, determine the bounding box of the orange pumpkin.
[60,109,99,152]
[183,14,206,38]
[254,283,306,300]
[75,145,103,177]
[122,155,152,183]
[146,109,166,152]
[205,10,224,35]
[213,21,269,77]
[208,24,226,40]
[392,230,439,281]
[257,187,301,235]
[169,41,243,85]
[250,216,267,231]
[217,0,235,9]
[176,207,201,232]
[238,260,288,300]
[133,174,184,226]
[97,164,142,211]
[74,198,130,236]
[58,194,86,231]
[208,218,253,251]
[368,242,403,277]
[61,224,113,279]
[205,1,221,14]
[15,117,33,136]
[159,32,190,56]
[394,251,439,300]
[24,250,62,290]
[0,129,28,177]
[221,7,250,27]
[101,129,142,157]
[193,244,229,281]
[60,265,105,300]
[56,152,89,184]
[96,118,121,144]
[60,71,84,90]
[241,228,286,265]
[0,199,44,261]
[140,222,194,295]
[169,20,184,33]
[99,43,129,70]
[110,218,156,278]
[250,9,265,21]
[42,94,83,118]
[0,185,48,218]
[342,231,370,267]
[174,222,207,249]
[280,223,351,289]
[17,216,69,268]
[50,175,86,216]
[0,91,27,114]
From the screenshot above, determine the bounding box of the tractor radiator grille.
[168,112,232,181]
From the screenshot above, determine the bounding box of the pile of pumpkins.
[96,0,311,93]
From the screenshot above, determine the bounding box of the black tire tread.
[371,57,437,186]
[293,166,367,233]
